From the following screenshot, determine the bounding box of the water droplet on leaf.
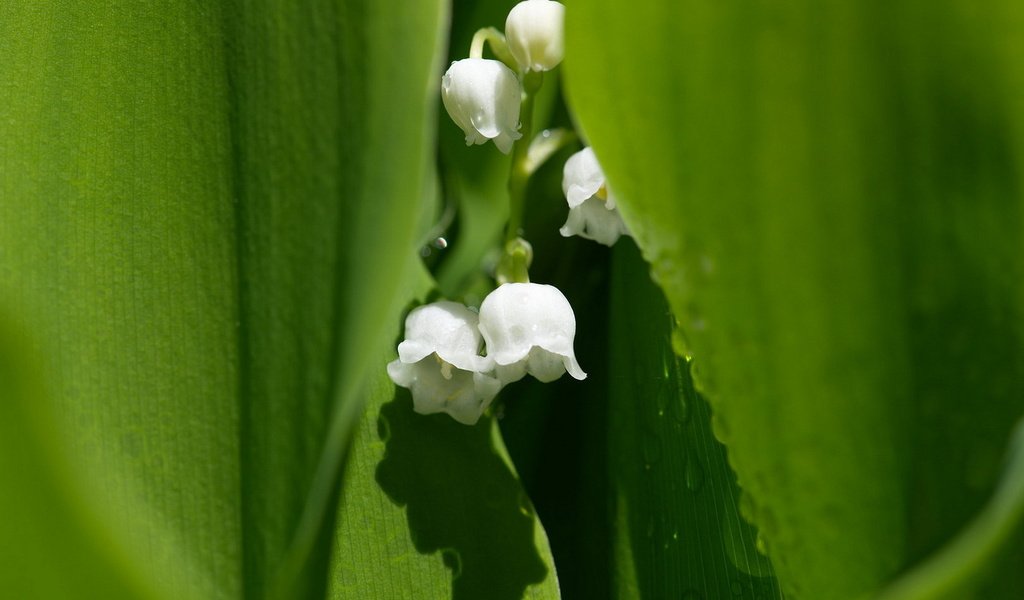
[755,532,769,555]
[685,457,705,492]
[518,490,534,517]
[671,328,693,360]
[641,430,663,467]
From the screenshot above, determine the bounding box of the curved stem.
[506,71,543,246]
[469,27,517,70]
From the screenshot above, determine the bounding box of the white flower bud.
[560,147,630,246]
[441,58,522,154]
[505,0,565,72]
[478,283,586,384]
[387,301,501,425]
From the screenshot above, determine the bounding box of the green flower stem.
[496,237,533,285]
[468,27,517,70]
[506,70,543,248]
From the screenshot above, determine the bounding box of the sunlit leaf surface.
[0,319,161,599]
[566,2,1024,598]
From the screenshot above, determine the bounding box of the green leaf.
[0,317,162,599]
[875,418,1024,600]
[565,2,1024,598]
[1,5,244,596]
[235,1,452,595]
[608,242,783,599]
[1,0,449,597]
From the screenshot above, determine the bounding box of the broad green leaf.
[0,317,161,599]
[1,5,244,597]
[1,1,449,598]
[565,2,1024,599]
[608,242,783,599]
[229,1,451,596]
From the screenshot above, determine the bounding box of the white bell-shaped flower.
[505,0,565,72]
[441,58,522,154]
[386,301,501,425]
[478,283,586,384]
[560,147,630,246]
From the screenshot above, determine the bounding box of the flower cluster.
[388,283,585,424]
[441,0,565,154]
[391,1,625,425]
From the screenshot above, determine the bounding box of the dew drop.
[685,457,705,493]
[670,393,691,425]
[755,532,768,555]
[699,254,715,276]
[739,493,756,521]
[671,328,693,360]
[710,412,731,444]
[432,236,448,249]
[723,512,774,578]
[419,246,431,257]
[655,387,669,416]
[641,431,663,467]
[518,490,534,517]
[690,359,716,397]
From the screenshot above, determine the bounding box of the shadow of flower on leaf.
[375,391,549,600]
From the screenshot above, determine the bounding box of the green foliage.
[565,1,1024,598]
[3,1,1023,599]
[0,319,161,600]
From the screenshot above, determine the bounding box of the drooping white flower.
[560,147,630,246]
[478,283,586,384]
[560,196,630,247]
[505,0,565,72]
[441,58,522,154]
[387,301,501,425]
